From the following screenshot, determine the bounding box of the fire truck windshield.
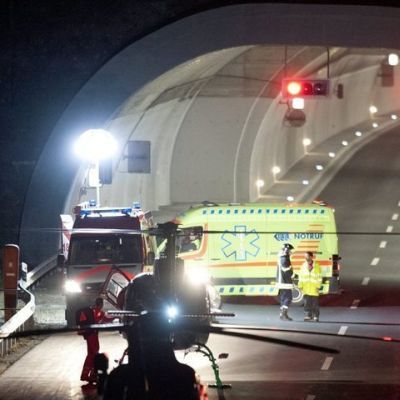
[68,234,142,265]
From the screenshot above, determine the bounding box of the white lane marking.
[306,396,316,400]
[370,257,380,266]
[380,241,387,248]
[392,213,399,221]
[321,356,334,370]
[386,225,393,233]
[351,299,360,309]
[338,326,348,335]
[361,277,370,286]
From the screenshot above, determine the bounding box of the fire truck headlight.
[64,279,82,293]
[186,267,210,285]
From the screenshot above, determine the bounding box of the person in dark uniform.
[277,243,294,321]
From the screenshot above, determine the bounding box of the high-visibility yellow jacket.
[298,260,322,297]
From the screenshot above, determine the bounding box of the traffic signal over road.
[282,79,330,98]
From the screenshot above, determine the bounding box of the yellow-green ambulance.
[174,202,340,303]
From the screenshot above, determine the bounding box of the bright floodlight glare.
[64,279,82,293]
[292,97,305,110]
[391,114,398,120]
[287,196,294,202]
[316,165,324,171]
[372,122,379,128]
[302,180,309,185]
[166,305,178,319]
[272,166,281,174]
[369,105,378,114]
[187,267,210,285]
[355,131,362,137]
[302,138,312,146]
[342,140,349,146]
[74,129,117,161]
[388,53,399,66]
[256,179,265,188]
[328,152,336,158]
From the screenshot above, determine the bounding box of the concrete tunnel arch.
[20,3,400,264]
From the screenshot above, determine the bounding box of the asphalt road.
[1,127,400,399]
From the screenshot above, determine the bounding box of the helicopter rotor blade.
[2,318,400,354]
[15,225,400,237]
[0,322,337,354]
[207,323,400,344]
[206,326,339,354]
[0,322,126,339]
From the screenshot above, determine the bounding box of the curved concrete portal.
[20,3,400,263]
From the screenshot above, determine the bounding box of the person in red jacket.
[79,297,112,384]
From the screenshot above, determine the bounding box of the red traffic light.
[286,81,302,96]
[282,79,329,98]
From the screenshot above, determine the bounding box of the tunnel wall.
[95,62,400,209]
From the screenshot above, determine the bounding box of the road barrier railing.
[0,285,35,357]
[0,254,58,357]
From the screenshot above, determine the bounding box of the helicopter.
[90,221,235,399]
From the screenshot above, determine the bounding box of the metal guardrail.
[0,285,35,357]
[0,254,58,357]
[25,255,58,289]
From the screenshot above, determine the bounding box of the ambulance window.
[227,209,231,214]
[266,209,270,214]
[321,210,325,214]
[242,209,247,214]
[305,209,310,214]
[234,209,239,214]
[218,209,223,214]
[250,209,254,214]
[289,209,294,214]
[178,227,203,254]
[202,210,207,215]
[273,209,278,214]
[258,209,262,214]
[282,209,286,214]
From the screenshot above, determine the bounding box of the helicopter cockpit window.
[177,227,203,254]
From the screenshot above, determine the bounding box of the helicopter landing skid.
[195,342,232,396]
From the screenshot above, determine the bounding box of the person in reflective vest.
[298,251,322,322]
[276,243,294,321]
[79,297,112,384]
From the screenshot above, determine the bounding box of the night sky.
[0,0,216,246]
[0,0,396,248]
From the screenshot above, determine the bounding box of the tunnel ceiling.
[117,45,389,117]
[92,43,396,217]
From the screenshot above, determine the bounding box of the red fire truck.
[59,201,156,326]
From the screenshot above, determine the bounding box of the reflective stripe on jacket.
[276,250,293,289]
[298,260,322,296]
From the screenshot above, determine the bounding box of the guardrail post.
[3,245,20,322]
